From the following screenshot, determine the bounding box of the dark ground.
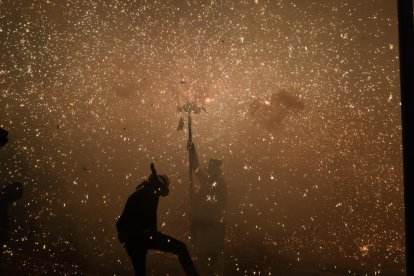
[1,248,405,276]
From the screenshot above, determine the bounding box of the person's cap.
[158,175,170,187]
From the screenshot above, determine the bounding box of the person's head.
[148,174,170,197]
[1,182,23,204]
[208,159,223,178]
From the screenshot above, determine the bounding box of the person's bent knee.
[174,241,188,255]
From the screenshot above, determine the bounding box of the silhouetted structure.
[187,142,227,274]
[176,100,207,211]
[0,182,23,271]
[397,0,414,274]
[116,163,198,276]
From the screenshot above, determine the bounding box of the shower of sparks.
[0,0,404,275]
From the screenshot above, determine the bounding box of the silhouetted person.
[0,182,23,271]
[187,141,227,273]
[116,163,198,276]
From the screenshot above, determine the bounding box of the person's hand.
[150,163,157,178]
[187,141,195,151]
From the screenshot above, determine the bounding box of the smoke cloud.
[249,89,305,132]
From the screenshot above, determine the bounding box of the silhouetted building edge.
[397,0,414,275]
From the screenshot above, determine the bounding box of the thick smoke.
[0,0,404,275]
[249,89,305,133]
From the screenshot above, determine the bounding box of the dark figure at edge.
[0,182,23,268]
[0,128,8,147]
[187,141,227,273]
[1,128,24,271]
[116,163,198,276]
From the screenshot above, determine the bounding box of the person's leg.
[209,223,226,262]
[148,232,198,276]
[125,241,148,276]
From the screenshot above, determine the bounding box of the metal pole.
[397,0,414,274]
[188,111,194,201]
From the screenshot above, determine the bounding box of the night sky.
[0,0,405,275]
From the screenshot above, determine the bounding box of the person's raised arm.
[187,142,209,186]
[150,163,158,178]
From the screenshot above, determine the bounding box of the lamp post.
[178,101,206,202]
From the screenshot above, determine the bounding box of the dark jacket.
[116,181,159,242]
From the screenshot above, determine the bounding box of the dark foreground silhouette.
[0,129,24,272]
[116,163,198,276]
[0,128,8,147]
[0,182,23,271]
